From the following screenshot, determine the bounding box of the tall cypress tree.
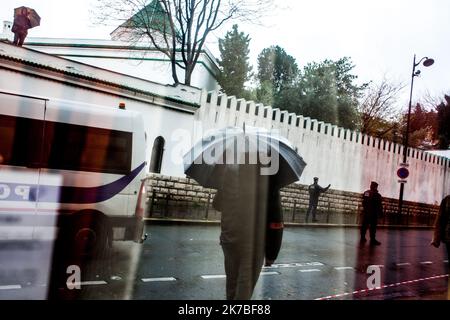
[256,45,299,107]
[217,25,252,98]
[257,45,298,94]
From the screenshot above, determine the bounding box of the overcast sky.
[1,0,450,110]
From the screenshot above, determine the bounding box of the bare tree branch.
[93,0,274,85]
[359,77,405,136]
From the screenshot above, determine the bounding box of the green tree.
[402,103,438,148]
[274,85,302,113]
[217,25,252,98]
[255,80,275,106]
[256,45,299,103]
[296,57,367,130]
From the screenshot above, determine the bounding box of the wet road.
[0,224,448,300]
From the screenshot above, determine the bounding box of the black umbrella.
[183,126,307,189]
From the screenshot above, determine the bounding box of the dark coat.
[433,195,450,243]
[212,164,283,260]
[308,183,330,202]
[12,14,31,33]
[265,189,283,261]
[362,189,383,219]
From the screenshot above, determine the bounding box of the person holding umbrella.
[184,126,306,299]
[212,164,283,299]
[12,7,31,46]
[12,6,40,47]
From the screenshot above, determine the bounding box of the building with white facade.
[0,19,220,91]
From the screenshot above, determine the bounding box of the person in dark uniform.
[305,177,330,222]
[213,164,283,300]
[431,195,450,268]
[360,181,383,246]
[12,8,31,47]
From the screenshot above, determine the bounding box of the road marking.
[420,261,433,265]
[263,262,324,269]
[299,269,321,273]
[260,271,279,276]
[335,267,354,270]
[141,277,176,282]
[315,274,449,300]
[201,275,226,279]
[0,285,21,290]
[396,263,411,267]
[68,281,108,287]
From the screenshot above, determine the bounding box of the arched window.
[149,136,165,173]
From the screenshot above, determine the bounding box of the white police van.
[0,91,147,256]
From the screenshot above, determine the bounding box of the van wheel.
[70,213,111,260]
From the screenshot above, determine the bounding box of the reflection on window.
[43,122,132,174]
[0,114,132,174]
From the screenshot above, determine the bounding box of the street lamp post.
[398,54,434,215]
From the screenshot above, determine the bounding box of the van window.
[0,114,132,174]
[0,114,43,167]
[43,121,132,174]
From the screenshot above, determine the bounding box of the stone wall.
[145,173,439,226]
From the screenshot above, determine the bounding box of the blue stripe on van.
[0,162,146,204]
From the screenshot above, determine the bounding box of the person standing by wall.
[360,181,383,246]
[305,177,330,223]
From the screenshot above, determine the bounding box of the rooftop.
[0,40,202,109]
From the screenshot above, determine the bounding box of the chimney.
[1,21,13,41]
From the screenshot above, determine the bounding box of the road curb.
[144,218,432,229]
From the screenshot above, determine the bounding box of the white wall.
[198,91,450,205]
[0,68,196,177]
